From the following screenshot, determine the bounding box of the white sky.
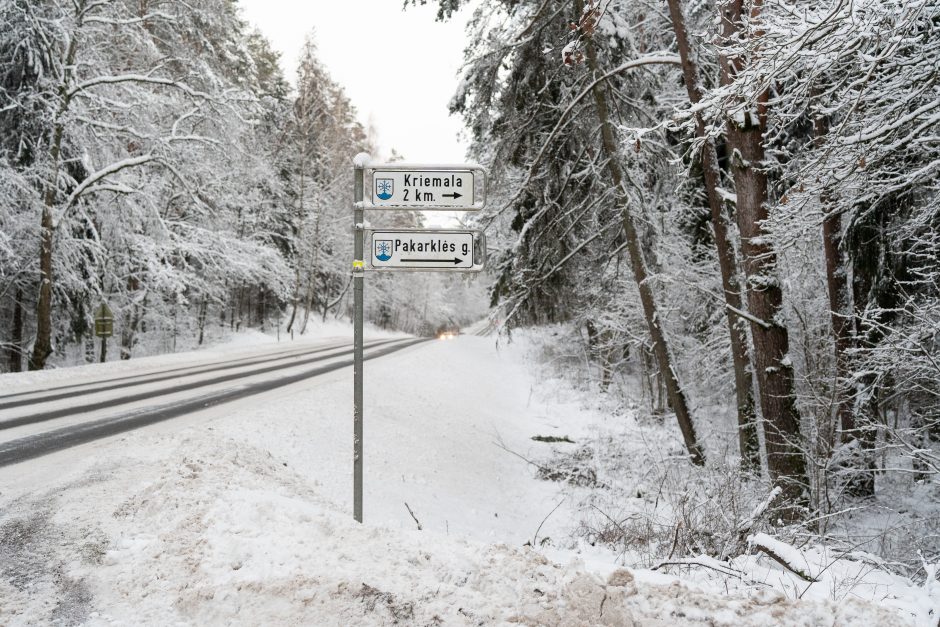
[237,0,474,163]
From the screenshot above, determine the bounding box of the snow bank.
[0,438,907,626]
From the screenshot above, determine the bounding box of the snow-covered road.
[0,337,423,466]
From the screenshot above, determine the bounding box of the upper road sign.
[369,229,485,272]
[365,164,485,210]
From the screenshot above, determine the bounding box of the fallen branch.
[749,533,819,582]
[493,434,554,475]
[404,502,422,531]
[531,435,575,444]
[653,556,756,581]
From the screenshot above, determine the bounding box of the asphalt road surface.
[0,337,427,467]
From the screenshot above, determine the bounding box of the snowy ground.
[0,322,935,625]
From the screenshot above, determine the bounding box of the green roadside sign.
[94,302,114,338]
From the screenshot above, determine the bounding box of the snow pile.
[0,438,908,626]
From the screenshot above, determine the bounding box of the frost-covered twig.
[532,499,565,547]
[653,556,762,584]
[492,434,553,475]
[736,486,781,534]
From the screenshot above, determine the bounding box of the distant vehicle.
[435,325,460,340]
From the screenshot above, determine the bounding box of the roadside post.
[351,154,486,523]
[93,302,114,363]
[353,158,365,523]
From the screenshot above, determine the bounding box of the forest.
[0,0,484,372]
[429,0,939,572]
[1,0,939,581]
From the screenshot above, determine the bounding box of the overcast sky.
[237,0,474,163]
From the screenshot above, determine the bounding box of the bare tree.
[718,0,808,514]
[663,0,760,469]
[577,0,704,466]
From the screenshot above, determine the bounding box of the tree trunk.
[245,290,252,329]
[580,9,704,465]
[300,284,313,334]
[121,277,143,360]
[285,277,300,334]
[822,212,853,434]
[665,0,760,470]
[230,286,238,331]
[29,2,84,371]
[31,203,56,370]
[849,231,882,499]
[720,0,808,515]
[198,297,208,346]
[814,108,875,498]
[8,287,24,372]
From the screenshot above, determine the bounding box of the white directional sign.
[367,165,484,210]
[369,229,484,272]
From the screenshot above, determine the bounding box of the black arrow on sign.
[402,258,464,265]
[441,192,462,199]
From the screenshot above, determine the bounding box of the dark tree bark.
[8,287,24,372]
[198,297,208,346]
[580,3,705,465]
[30,204,56,370]
[120,276,143,360]
[664,0,760,470]
[823,211,855,433]
[720,0,809,515]
[849,230,883,498]
[815,111,875,498]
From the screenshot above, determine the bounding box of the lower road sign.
[369,229,485,272]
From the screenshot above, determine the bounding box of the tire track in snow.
[0,338,429,467]
[0,339,390,408]
[0,339,398,431]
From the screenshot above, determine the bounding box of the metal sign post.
[350,156,486,524]
[353,159,365,523]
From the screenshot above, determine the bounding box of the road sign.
[350,153,488,524]
[94,302,114,338]
[366,164,485,210]
[369,229,485,272]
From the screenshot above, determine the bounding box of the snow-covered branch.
[83,12,177,26]
[68,75,211,100]
[60,154,156,214]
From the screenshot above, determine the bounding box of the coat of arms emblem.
[375,240,393,262]
[375,178,394,201]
